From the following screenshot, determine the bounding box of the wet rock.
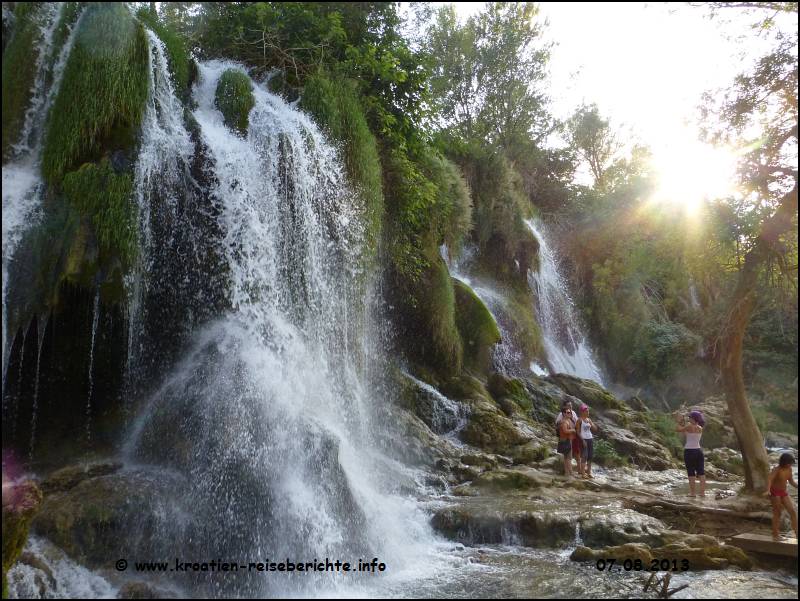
[460,453,499,469]
[31,468,191,569]
[430,494,666,548]
[18,551,56,590]
[471,468,551,492]
[460,399,533,453]
[40,461,123,494]
[546,374,624,412]
[570,539,752,571]
[2,480,42,597]
[598,423,675,470]
[507,441,551,465]
[378,404,458,468]
[571,542,653,564]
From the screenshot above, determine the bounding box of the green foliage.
[300,73,383,250]
[2,3,41,158]
[42,2,149,184]
[195,2,429,144]
[453,279,501,374]
[62,159,137,266]
[632,320,702,382]
[136,6,192,96]
[566,104,621,192]
[394,252,463,377]
[456,145,537,281]
[214,69,254,136]
[425,2,551,148]
[593,439,624,467]
[645,413,684,459]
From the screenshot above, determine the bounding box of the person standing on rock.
[558,402,578,477]
[576,404,598,479]
[764,453,798,541]
[676,410,706,497]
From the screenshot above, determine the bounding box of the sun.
[649,135,740,214]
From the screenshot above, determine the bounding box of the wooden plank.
[729,532,798,557]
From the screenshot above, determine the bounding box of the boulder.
[460,399,533,453]
[2,481,43,598]
[546,374,624,412]
[598,422,675,470]
[40,461,123,494]
[32,468,191,568]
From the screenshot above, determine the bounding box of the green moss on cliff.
[453,278,501,374]
[214,68,254,136]
[301,73,383,252]
[136,7,192,97]
[62,159,136,267]
[2,2,41,158]
[42,2,149,184]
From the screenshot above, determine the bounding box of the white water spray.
[525,219,604,383]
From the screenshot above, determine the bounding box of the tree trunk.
[719,186,797,492]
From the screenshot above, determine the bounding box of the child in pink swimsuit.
[764,453,798,541]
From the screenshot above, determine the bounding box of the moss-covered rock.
[488,372,533,411]
[214,68,254,136]
[1,2,41,158]
[2,481,42,598]
[62,158,137,267]
[136,7,193,98]
[301,73,383,254]
[508,440,551,464]
[394,254,464,377]
[460,398,532,453]
[453,279,501,374]
[574,541,752,571]
[471,467,549,491]
[571,543,653,565]
[31,468,190,568]
[42,2,149,184]
[547,373,624,411]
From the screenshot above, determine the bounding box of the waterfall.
[441,243,525,376]
[27,315,48,460]
[126,27,196,386]
[2,4,84,384]
[525,219,605,384]
[84,291,100,448]
[123,60,435,596]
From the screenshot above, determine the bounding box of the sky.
[436,2,797,195]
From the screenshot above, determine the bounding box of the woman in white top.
[676,410,705,497]
[576,404,598,479]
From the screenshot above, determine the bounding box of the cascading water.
[84,291,100,447]
[27,315,47,460]
[122,60,436,596]
[441,244,525,376]
[2,4,83,383]
[525,219,605,383]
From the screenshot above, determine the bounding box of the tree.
[700,2,798,492]
[566,104,623,193]
[425,2,552,150]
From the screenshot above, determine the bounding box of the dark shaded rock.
[40,461,123,494]
[32,468,192,569]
